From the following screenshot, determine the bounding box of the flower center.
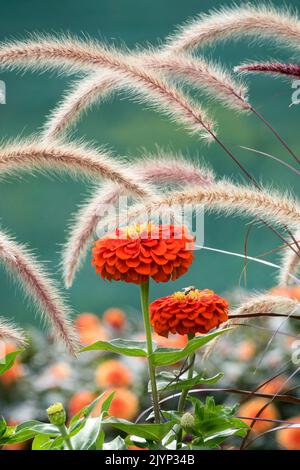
[172,288,214,301]
[124,223,153,239]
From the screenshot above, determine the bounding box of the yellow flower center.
[124,223,153,239]
[172,288,214,301]
[172,291,187,301]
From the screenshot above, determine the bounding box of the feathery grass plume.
[164,4,300,53]
[235,62,300,79]
[0,139,154,199]
[63,153,214,288]
[144,53,249,111]
[278,230,300,286]
[204,294,299,360]
[108,181,300,238]
[0,317,27,347]
[42,54,248,140]
[230,294,299,319]
[42,70,119,140]
[0,35,214,140]
[0,230,79,354]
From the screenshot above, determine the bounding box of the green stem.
[178,334,195,414]
[58,424,73,450]
[140,280,161,423]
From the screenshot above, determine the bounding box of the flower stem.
[140,280,160,423]
[178,334,195,414]
[58,424,73,450]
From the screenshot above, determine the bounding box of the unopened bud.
[47,402,66,427]
[180,412,195,430]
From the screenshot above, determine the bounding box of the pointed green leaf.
[81,339,150,357]
[151,329,230,366]
[0,350,23,375]
[104,418,174,441]
[71,417,102,450]
[154,371,223,392]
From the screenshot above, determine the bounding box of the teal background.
[0,0,299,326]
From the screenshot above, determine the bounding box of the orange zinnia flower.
[150,288,228,337]
[95,359,132,388]
[68,390,96,417]
[277,415,300,450]
[92,223,194,284]
[75,312,108,346]
[103,308,126,330]
[239,398,278,434]
[93,388,139,421]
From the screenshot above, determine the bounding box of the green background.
[0,0,299,326]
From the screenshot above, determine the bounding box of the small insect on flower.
[92,223,195,284]
[150,288,229,337]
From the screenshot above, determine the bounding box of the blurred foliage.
[0,0,299,325]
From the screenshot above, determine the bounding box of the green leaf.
[101,391,115,415]
[81,338,150,357]
[104,436,127,450]
[1,420,59,445]
[189,396,249,448]
[154,371,223,392]
[104,418,174,442]
[69,393,105,430]
[0,350,23,375]
[71,417,102,450]
[32,434,52,451]
[151,329,230,366]
[0,417,6,438]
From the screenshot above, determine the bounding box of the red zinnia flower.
[92,223,194,284]
[150,288,229,337]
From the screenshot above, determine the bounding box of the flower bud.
[47,402,66,427]
[180,412,195,430]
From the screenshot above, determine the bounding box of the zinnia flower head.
[150,288,229,337]
[68,390,96,417]
[239,398,278,434]
[93,388,139,421]
[75,312,108,346]
[92,223,194,284]
[277,415,300,450]
[95,359,132,388]
[103,308,126,330]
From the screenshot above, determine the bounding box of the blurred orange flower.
[103,308,126,330]
[93,388,139,421]
[259,376,287,395]
[75,312,108,346]
[48,362,72,381]
[152,332,188,349]
[277,415,300,450]
[0,342,23,386]
[269,286,300,301]
[68,390,96,417]
[95,359,132,388]
[239,398,278,433]
[150,288,228,337]
[92,223,194,284]
[236,340,256,361]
